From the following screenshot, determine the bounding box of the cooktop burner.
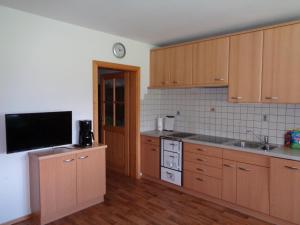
[167,132,196,139]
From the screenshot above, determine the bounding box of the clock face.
[113,42,126,58]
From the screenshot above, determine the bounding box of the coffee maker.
[79,120,94,147]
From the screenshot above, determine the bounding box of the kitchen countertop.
[141,130,300,162]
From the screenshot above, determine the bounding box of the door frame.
[93,60,141,178]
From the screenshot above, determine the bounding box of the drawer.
[184,170,222,199]
[223,149,270,167]
[184,161,222,179]
[141,135,160,146]
[184,143,223,158]
[184,152,222,168]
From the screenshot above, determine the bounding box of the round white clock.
[112,42,126,58]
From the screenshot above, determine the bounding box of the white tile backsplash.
[141,88,300,145]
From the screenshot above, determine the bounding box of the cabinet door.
[141,143,160,179]
[40,154,77,222]
[236,163,269,214]
[77,150,106,205]
[270,158,300,224]
[229,31,263,103]
[170,44,193,86]
[193,37,229,86]
[262,23,300,103]
[150,49,171,87]
[222,160,237,204]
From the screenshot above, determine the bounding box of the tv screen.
[5,111,72,154]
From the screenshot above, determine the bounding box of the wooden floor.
[17,172,273,225]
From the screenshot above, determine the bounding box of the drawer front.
[184,152,222,168]
[162,139,181,153]
[163,151,181,171]
[141,135,159,146]
[223,149,270,167]
[161,167,182,186]
[184,143,223,158]
[184,170,221,199]
[184,161,222,179]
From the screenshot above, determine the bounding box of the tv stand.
[29,144,107,225]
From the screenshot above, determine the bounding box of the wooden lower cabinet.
[236,162,269,214]
[141,135,160,179]
[29,145,106,225]
[222,159,237,204]
[184,170,222,198]
[270,158,300,224]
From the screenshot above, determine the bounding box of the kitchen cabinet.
[192,37,229,86]
[150,48,171,87]
[77,150,106,205]
[29,145,106,225]
[141,135,160,179]
[262,23,300,103]
[228,31,263,103]
[236,162,269,214]
[222,159,237,204]
[270,158,300,224]
[150,45,192,88]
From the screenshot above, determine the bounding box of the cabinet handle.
[214,78,225,81]
[197,148,204,151]
[224,164,235,168]
[231,96,243,100]
[265,96,279,100]
[197,158,204,162]
[196,178,203,182]
[63,159,75,163]
[196,168,205,172]
[285,165,300,170]
[147,139,153,143]
[151,148,157,152]
[79,156,89,160]
[238,167,251,172]
[161,81,165,85]
[173,81,178,84]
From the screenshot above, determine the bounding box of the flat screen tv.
[5,111,72,154]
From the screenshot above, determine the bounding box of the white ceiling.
[1,0,300,46]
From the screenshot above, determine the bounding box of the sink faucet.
[246,130,270,150]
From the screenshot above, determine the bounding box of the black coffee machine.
[79,120,94,147]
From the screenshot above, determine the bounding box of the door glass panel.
[105,102,113,126]
[116,103,125,127]
[115,78,125,102]
[105,80,113,102]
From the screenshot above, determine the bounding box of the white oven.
[160,138,182,186]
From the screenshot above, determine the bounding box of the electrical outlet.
[263,114,268,121]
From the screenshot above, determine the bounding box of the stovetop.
[167,132,196,139]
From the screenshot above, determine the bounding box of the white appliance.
[164,116,175,131]
[160,137,182,186]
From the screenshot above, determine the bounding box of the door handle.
[196,178,203,182]
[63,159,75,163]
[238,167,251,172]
[285,165,300,170]
[231,96,243,100]
[196,168,205,172]
[214,78,225,81]
[265,96,279,100]
[79,156,89,160]
[224,164,235,168]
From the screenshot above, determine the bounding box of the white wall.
[0,6,152,223]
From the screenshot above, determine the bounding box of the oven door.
[163,151,181,171]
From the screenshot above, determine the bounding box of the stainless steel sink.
[232,140,277,151]
[233,141,262,149]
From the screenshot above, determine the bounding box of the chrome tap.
[246,130,270,150]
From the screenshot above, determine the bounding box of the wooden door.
[270,158,300,224]
[262,23,300,103]
[141,142,160,178]
[150,49,171,87]
[236,162,269,214]
[101,74,128,174]
[222,160,237,204]
[229,31,263,103]
[193,37,229,86]
[169,44,193,86]
[40,155,77,222]
[77,150,106,205]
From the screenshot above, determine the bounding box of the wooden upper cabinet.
[262,23,300,103]
[150,48,171,87]
[77,150,106,206]
[270,158,300,224]
[169,44,193,86]
[236,162,269,214]
[229,31,263,103]
[192,37,229,86]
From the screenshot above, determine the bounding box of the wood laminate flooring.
[16,172,273,225]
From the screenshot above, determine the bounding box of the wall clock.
[112,42,126,58]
